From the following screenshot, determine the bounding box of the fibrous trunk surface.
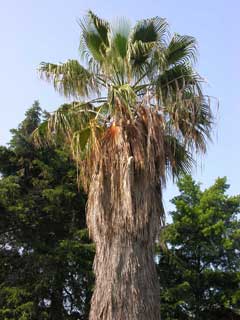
[87,115,164,320]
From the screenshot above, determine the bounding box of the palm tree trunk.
[87,124,163,319]
[88,235,160,319]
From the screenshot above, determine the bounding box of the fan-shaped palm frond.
[164,135,194,179]
[127,17,168,76]
[165,33,198,66]
[156,63,201,97]
[111,18,131,59]
[79,10,110,65]
[39,60,99,98]
[131,17,168,44]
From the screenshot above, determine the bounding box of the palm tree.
[35,11,213,320]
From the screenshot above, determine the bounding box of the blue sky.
[1,0,239,212]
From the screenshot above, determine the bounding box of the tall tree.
[0,102,94,319]
[158,176,240,320]
[35,11,213,319]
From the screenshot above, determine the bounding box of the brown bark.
[87,120,164,319]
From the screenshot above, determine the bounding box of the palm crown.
[35,11,213,188]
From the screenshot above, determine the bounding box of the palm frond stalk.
[35,11,213,320]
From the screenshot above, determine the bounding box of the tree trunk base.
[89,238,160,320]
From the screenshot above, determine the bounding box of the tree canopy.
[158,175,240,320]
[0,101,94,320]
[35,11,213,191]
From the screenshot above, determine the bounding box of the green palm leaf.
[165,33,197,66]
[79,10,110,64]
[131,17,168,44]
[39,60,98,97]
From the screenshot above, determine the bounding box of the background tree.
[35,11,213,319]
[0,101,94,320]
[158,175,240,320]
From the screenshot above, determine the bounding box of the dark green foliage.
[0,101,94,319]
[1,102,240,319]
[158,175,240,320]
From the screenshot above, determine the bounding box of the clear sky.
[1,0,239,212]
